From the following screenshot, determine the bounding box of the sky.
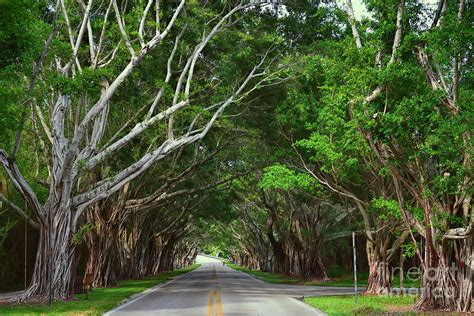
[338,0,439,20]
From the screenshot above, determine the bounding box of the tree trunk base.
[365,261,392,295]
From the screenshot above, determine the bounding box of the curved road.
[105,256,356,316]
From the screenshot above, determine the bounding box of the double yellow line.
[208,265,223,316]
[207,289,223,316]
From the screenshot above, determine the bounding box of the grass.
[226,263,301,284]
[304,294,417,315]
[306,274,419,288]
[228,263,420,288]
[0,264,199,315]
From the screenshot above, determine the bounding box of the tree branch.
[389,0,404,65]
[139,0,154,47]
[0,193,39,229]
[112,0,135,57]
[0,150,44,225]
[345,0,362,49]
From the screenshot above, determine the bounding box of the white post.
[23,200,28,290]
[24,214,27,289]
[352,231,358,304]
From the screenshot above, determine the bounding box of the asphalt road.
[105,256,356,316]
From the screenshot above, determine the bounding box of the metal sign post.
[352,231,358,304]
[24,201,27,290]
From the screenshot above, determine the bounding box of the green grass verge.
[305,278,368,287]
[304,294,416,315]
[0,264,199,316]
[228,263,419,288]
[306,275,418,288]
[226,263,301,284]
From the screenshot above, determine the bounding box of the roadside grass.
[306,274,419,288]
[0,264,199,316]
[228,263,419,288]
[304,294,417,315]
[226,263,301,284]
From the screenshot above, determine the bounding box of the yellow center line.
[208,265,223,316]
[207,289,215,316]
[216,289,223,316]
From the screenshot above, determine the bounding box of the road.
[105,256,356,316]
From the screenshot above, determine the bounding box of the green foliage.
[408,206,424,222]
[432,210,468,233]
[198,221,239,259]
[0,0,49,149]
[72,223,95,245]
[259,164,319,191]
[370,197,401,220]
[272,0,472,248]
[402,242,417,259]
[0,0,47,68]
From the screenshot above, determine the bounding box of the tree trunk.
[415,254,456,310]
[365,241,391,294]
[366,259,391,294]
[151,236,164,275]
[456,236,473,312]
[307,253,328,280]
[415,236,473,311]
[266,216,289,274]
[85,222,118,288]
[85,183,130,287]
[303,235,328,280]
[21,208,76,301]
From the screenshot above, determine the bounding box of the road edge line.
[227,266,266,285]
[103,266,201,315]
